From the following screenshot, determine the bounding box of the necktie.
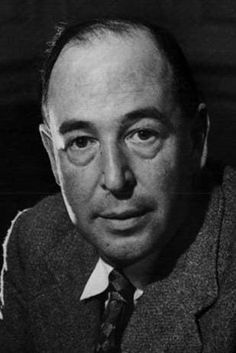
[95,269,135,353]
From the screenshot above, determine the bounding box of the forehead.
[47,29,174,125]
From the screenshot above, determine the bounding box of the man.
[0,18,236,353]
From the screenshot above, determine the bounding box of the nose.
[100,142,136,196]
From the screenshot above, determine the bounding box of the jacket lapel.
[122,184,223,353]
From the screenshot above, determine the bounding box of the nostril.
[108,179,136,199]
[101,168,136,198]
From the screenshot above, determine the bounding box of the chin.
[101,251,143,268]
[97,235,159,268]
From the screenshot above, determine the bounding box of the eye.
[64,135,98,166]
[135,130,156,141]
[128,129,160,144]
[67,136,96,150]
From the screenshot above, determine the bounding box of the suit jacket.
[0,165,236,353]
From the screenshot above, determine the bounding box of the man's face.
[43,30,196,267]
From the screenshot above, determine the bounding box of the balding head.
[41,19,200,123]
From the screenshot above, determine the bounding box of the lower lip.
[100,213,148,233]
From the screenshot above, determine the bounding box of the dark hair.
[41,18,200,121]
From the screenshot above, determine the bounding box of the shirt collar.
[80,257,143,302]
[80,257,113,301]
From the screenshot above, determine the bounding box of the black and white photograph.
[0,1,236,352]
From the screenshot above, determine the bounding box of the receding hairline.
[41,18,200,123]
[69,20,150,44]
[42,22,174,121]
[54,23,166,67]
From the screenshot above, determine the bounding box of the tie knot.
[108,269,135,302]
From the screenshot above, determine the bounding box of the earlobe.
[39,124,60,186]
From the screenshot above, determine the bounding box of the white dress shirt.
[80,258,143,304]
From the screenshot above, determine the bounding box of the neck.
[122,250,161,289]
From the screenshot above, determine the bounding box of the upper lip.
[99,209,148,220]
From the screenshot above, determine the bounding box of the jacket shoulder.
[3,193,74,264]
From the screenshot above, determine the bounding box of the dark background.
[0,0,236,244]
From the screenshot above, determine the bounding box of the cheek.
[56,152,100,203]
[134,143,183,195]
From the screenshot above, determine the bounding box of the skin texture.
[40,29,206,286]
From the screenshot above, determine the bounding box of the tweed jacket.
[0,166,236,353]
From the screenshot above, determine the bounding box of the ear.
[191,103,210,170]
[39,124,60,186]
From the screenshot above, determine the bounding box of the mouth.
[100,208,147,220]
[98,208,150,233]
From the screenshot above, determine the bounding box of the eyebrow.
[123,107,170,127]
[58,107,172,135]
[59,120,96,134]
